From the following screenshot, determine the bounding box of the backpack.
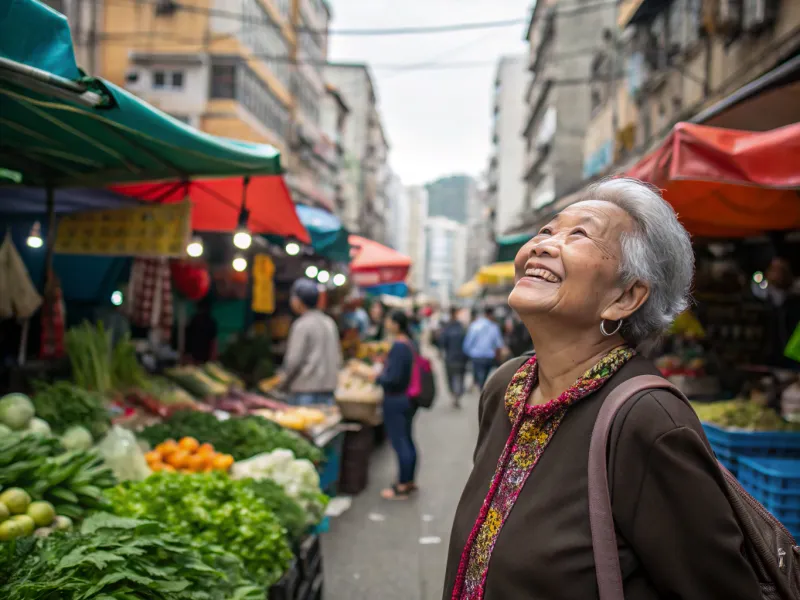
[588,375,800,600]
[406,351,436,409]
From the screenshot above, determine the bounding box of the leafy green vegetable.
[111,334,148,390]
[0,432,117,520]
[106,472,293,587]
[139,411,323,463]
[31,380,110,438]
[0,512,263,600]
[247,478,308,543]
[65,321,114,394]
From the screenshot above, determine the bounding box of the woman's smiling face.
[508,200,641,329]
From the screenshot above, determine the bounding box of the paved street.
[322,367,479,600]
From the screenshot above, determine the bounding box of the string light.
[317,270,330,284]
[232,256,248,272]
[233,230,252,250]
[111,290,123,306]
[186,237,204,257]
[333,273,347,287]
[305,265,319,278]
[285,242,300,256]
[26,222,43,249]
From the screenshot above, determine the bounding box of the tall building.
[325,63,390,242]
[488,55,528,237]
[521,0,616,216]
[425,175,476,224]
[320,84,350,215]
[467,176,496,279]
[385,170,407,253]
[404,185,429,293]
[423,216,467,305]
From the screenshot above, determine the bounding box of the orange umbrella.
[349,235,411,287]
[111,176,310,243]
[626,122,800,238]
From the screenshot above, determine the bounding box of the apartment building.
[487,55,528,238]
[404,185,429,293]
[325,63,390,243]
[583,0,800,183]
[46,0,343,213]
[521,0,616,215]
[319,84,349,215]
[423,216,468,304]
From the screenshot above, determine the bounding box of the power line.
[97,0,527,37]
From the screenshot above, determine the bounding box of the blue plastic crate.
[317,431,344,496]
[702,423,800,476]
[737,456,800,538]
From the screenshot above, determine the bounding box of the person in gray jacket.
[277,279,342,406]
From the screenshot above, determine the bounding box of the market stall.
[628,121,800,536]
[0,3,336,595]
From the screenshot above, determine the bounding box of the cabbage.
[25,418,52,437]
[0,393,35,430]
[0,423,12,437]
[61,425,93,451]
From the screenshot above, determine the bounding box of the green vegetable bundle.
[106,472,293,587]
[140,411,323,463]
[247,478,308,543]
[65,321,113,394]
[692,400,800,431]
[31,380,110,438]
[0,512,263,600]
[219,334,274,384]
[111,334,148,390]
[0,433,116,520]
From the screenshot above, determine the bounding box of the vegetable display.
[0,513,263,600]
[65,321,114,394]
[166,366,229,398]
[0,487,72,541]
[0,433,116,520]
[247,478,309,543]
[111,334,148,390]
[106,472,293,587]
[0,393,35,431]
[140,411,323,463]
[31,381,110,439]
[692,400,800,431]
[219,334,274,384]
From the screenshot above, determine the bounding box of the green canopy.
[0,0,282,187]
[496,232,531,263]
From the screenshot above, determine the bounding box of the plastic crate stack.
[701,423,800,539]
[737,457,800,539]
[269,534,324,600]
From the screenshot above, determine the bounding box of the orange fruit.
[144,451,162,465]
[166,449,191,469]
[162,464,176,472]
[197,443,215,456]
[179,437,200,452]
[187,454,207,472]
[149,461,166,472]
[156,439,179,458]
[212,454,234,471]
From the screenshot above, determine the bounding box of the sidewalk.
[321,376,478,599]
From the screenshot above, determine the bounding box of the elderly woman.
[443,179,761,599]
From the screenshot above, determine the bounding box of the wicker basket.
[335,388,383,424]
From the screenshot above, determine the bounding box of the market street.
[323,362,478,600]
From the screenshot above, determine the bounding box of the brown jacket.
[443,354,762,599]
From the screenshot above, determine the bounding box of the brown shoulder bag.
[588,375,800,600]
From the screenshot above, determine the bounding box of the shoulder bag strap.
[588,375,689,600]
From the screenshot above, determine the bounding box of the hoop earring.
[600,319,623,337]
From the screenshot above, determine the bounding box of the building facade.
[487,55,528,237]
[584,0,800,184]
[425,175,476,225]
[385,170,407,253]
[521,0,616,216]
[325,63,390,243]
[404,185,429,293]
[423,216,468,305]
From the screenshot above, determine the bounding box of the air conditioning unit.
[743,0,778,33]
[717,0,743,33]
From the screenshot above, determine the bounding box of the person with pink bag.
[374,310,420,500]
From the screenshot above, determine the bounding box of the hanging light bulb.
[332,273,347,287]
[305,265,319,279]
[26,221,43,249]
[232,256,248,272]
[233,229,252,250]
[285,242,300,256]
[317,270,330,284]
[186,237,204,258]
[110,290,124,306]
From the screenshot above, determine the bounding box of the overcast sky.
[328,0,532,186]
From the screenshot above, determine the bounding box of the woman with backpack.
[374,310,419,500]
[443,179,769,599]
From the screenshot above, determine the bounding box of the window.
[240,0,291,90]
[171,71,184,89]
[125,71,139,84]
[210,63,236,98]
[153,71,166,88]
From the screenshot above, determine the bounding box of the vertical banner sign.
[252,254,276,314]
[54,201,192,257]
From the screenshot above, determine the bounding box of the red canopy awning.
[349,235,411,287]
[626,122,800,238]
[111,176,310,243]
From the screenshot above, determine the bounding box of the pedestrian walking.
[373,310,419,500]
[276,279,342,406]
[444,178,761,599]
[438,306,468,407]
[462,307,504,390]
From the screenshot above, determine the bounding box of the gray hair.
[579,177,694,347]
